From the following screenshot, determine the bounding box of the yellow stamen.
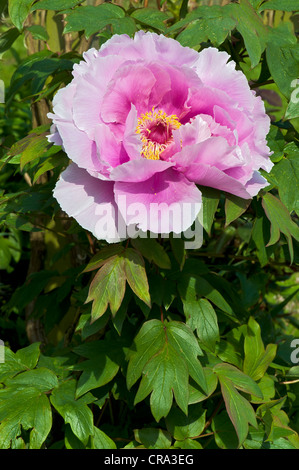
[136,108,181,160]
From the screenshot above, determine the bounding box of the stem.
[160,305,164,322]
[202,398,223,434]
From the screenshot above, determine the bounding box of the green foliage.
[0,0,299,451]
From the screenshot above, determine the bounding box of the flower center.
[136,108,181,160]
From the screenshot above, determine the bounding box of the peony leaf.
[268,143,299,216]
[165,404,206,441]
[50,380,94,445]
[218,375,257,447]
[225,194,251,227]
[72,340,123,398]
[262,192,299,263]
[134,428,172,449]
[265,22,299,99]
[31,0,83,11]
[258,0,299,12]
[86,254,127,321]
[198,186,220,236]
[131,238,171,270]
[229,0,268,68]
[185,298,219,352]
[214,362,263,398]
[243,317,277,381]
[131,8,171,32]
[8,0,35,31]
[0,27,20,53]
[127,320,206,421]
[63,4,127,38]
[123,248,151,308]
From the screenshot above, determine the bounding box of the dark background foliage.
[0,0,299,449]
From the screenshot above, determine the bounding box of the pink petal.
[194,47,256,111]
[190,164,252,199]
[53,163,122,242]
[122,105,143,161]
[72,55,127,139]
[99,31,199,68]
[110,159,174,182]
[94,123,128,169]
[244,171,270,197]
[101,64,156,124]
[48,83,102,173]
[114,168,202,234]
[171,137,242,172]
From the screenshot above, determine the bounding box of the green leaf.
[225,194,251,226]
[131,238,171,270]
[285,98,299,120]
[86,254,126,321]
[64,4,126,38]
[134,428,172,449]
[188,368,218,404]
[82,245,125,273]
[20,133,49,170]
[262,192,299,263]
[198,186,220,236]
[259,0,299,12]
[229,0,268,68]
[178,273,238,323]
[264,409,297,441]
[166,322,206,391]
[169,235,186,271]
[89,426,116,449]
[32,0,83,10]
[243,317,277,381]
[250,214,271,266]
[165,404,206,440]
[50,380,95,445]
[126,319,166,390]
[219,375,257,446]
[244,431,298,449]
[212,411,239,449]
[266,23,299,98]
[0,343,41,384]
[134,340,189,421]
[72,340,122,398]
[268,143,299,215]
[131,8,170,32]
[177,11,236,47]
[173,438,203,449]
[0,27,20,53]
[214,363,263,398]
[123,248,151,308]
[186,298,219,351]
[8,0,35,31]
[4,367,58,391]
[0,368,55,449]
[26,25,49,41]
[127,320,206,421]
[33,150,67,184]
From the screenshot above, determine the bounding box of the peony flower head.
[49,31,273,242]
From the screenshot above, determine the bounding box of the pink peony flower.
[49,31,273,242]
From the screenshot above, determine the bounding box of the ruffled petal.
[110,159,174,182]
[53,163,122,242]
[99,31,199,67]
[72,55,127,139]
[114,168,202,234]
[101,64,156,124]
